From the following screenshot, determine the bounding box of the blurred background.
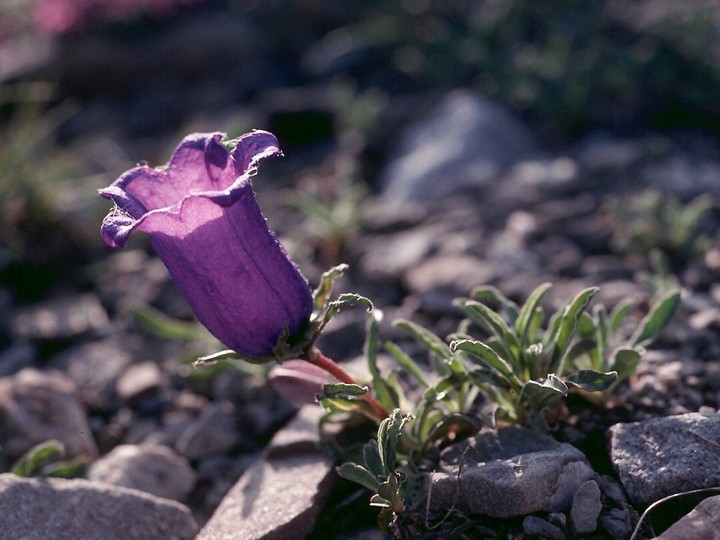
[2,0,720,303]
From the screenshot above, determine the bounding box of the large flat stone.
[609,412,720,507]
[197,406,337,540]
[0,473,197,540]
[430,426,595,518]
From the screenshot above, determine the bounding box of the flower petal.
[99,131,312,357]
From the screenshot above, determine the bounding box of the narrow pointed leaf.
[520,377,568,410]
[609,299,634,335]
[336,462,380,492]
[565,369,618,392]
[451,339,520,388]
[363,440,385,479]
[423,413,483,451]
[516,283,552,347]
[631,289,681,347]
[454,299,519,352]
[611,347,642,381]
[547,287,598,375]
[471,285,520,321]
[12,440,65,477]
[384,341,430,388]
[365,310,399,411]
[131,306,206,340]
[394,319,453,360]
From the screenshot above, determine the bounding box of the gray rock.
[609,412,720,507]
[570,479,602,534]
[47,336,140,408]
[88,444,196,501]
[642,155,720,197]
[0,368,98,462]
[360,225,440,281]
[116,362,164,404]
[0,342,36,377]
[575,134,644,171]
[10,294,108,340]
[404,255,498,297]
[599,508,633,540]
[429,426,595,518]
[197,406,337,540]
[655,495,720,540]
[523,515,565,540]
[175,401,240,460]
[0,473,197,540]
[380,90,537,207]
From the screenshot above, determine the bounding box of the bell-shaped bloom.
[99,131,314,358]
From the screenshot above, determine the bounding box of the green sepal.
[312,263,349,313]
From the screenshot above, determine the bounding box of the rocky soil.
[1,2,720,539]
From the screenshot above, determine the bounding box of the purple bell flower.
[99,131,314,358]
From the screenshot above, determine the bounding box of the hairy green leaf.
[454,299,519,353]
[565,369,618,392]
[611,348,642,381]
[384,341,430,388]
[471,285,520,321]
[394,319,453,360]
[547,287,598,375]
[631,289,681,347]
[451,339,520,389]
[516,282,552,347]
[12,440,65,477]
[337,462,380,492]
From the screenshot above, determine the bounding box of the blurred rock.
[0,368,98,462]
[429,426,595,518]
[0,473,197,540]
[198,406,336,540]
[360,224,441,281]
[0,342,36,377]
[88,444,196,502]
[609,412,720,507]
[570,479,602,534]
[379,90,537,207]
[575,134,644,171]
[655,495,720,540]
[523,515,565,540]
[599,508,633,540]
[175,401,240,460]
[116,362,164,404]
[10,294,108,340]
[46,336,141,409]
[642,155,720,198]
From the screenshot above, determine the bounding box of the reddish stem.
[304,347,389,421]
